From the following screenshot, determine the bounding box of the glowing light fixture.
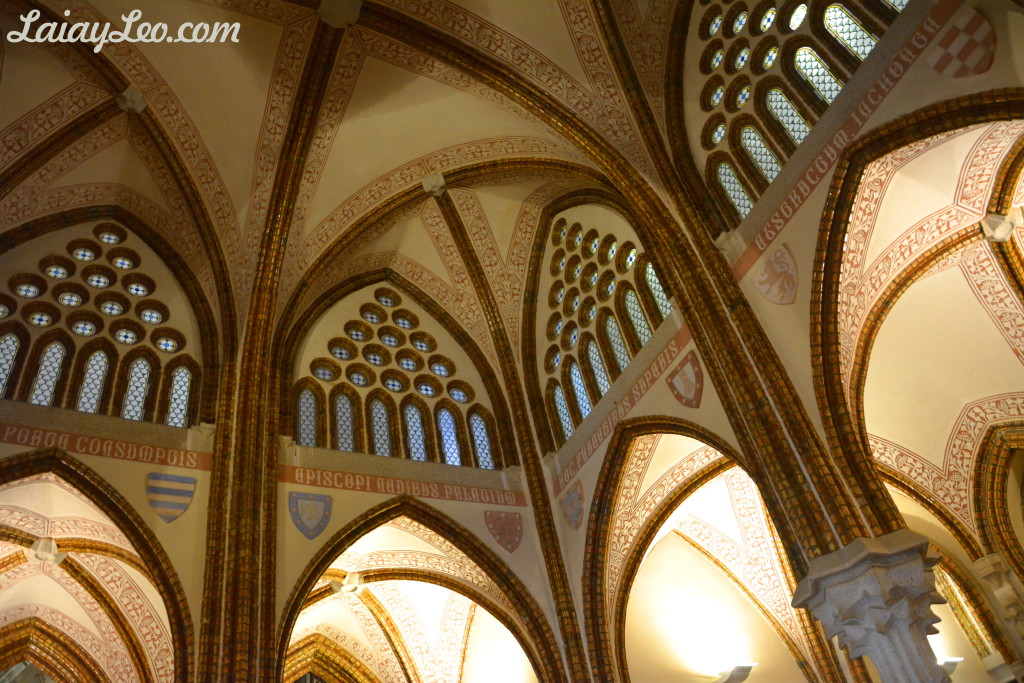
[714,663,757,683]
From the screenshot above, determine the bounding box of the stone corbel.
[793,529,950,683]
[974,554,1024,647]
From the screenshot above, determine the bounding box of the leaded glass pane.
[717,163,754,218]
[825,5,876,60]
[0,334,19,396]
[29,342,65,406]
[469,414,494,469]
[767,89,811,144]
[604,316,631,373]
[403,403,427,462]
[371,399,391,457]
[121,358,150,421]
[76,351,108,413]
[741,126,783,183]
[335,394,355,451]
[569,361,591,420]
[297,389,317,446]
[553,384,573,440]
[625,291,652,346]
[166,367,191,428]
[586,340,611,396]
[438,409,461,465]
[882,0,908,9]
[644,264,673,320]
[795,47,843,104]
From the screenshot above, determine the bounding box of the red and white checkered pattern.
[927,7,996,78]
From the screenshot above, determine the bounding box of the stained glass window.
[121,358,151,421]
[297,389,317,446]
[789,3,808,29]
[76,351,108,413]
[553,384,573,440]
[403,403,427,461]
[717,163,754,218]
[712,124,726,145]
[741,126,783,182]
[882,0,908,9]
[438,408,461,466]
[469,414,494,469]
[29,342,65,406]
[760,7,776,30]
[604,316,631,373]
[763,46,779,70]
[569,361,591,420]
[825,5,876,60]
[795,47,842,104]
[166,366,191,428]
[0,334,18,396]
[371,399,391,457]
[767,89,811,144]
[587,340,611,396]
[644,263,673,320]
[625,291,653,345]
[335,393,355,451]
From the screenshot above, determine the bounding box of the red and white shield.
[665,351,704,408]
[484,511,523,553]
[926,7,996,78]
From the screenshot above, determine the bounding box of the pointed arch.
[66,338,119,416]
[434,398,469,466]
[16,329,75,407]
[276,496,566,683]
[159,356,201,428]
[283,633,380,683]
[0,321,29,400]
[366,389,399,458]
[0,448,194,680]
[294,378,327,448]
[332,384,364,453]
[0,618,106,683]
[113,347,160,423]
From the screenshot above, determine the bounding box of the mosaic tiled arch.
[283,633,379,683]
[0,448,195,682]
[0,617,106,683]
[276,496,565,683]
[580,416,743,681]
[811,92,1024,544]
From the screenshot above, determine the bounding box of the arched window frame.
[579,332,611,400]
[0,322,30,401]
[614,284,654,355]
[707,151,756,223]
[812,3,881,70]
[466,406,500,469]
[738,122,785,186]
[330,384,363,453]
[753,78,814,154]
[434,399,470,466]
[596,309,631,380]
[67,338,118,416]
[546,379,573,446]
[159,355,200,428]
[117,348,158,422]
[560,356,593,426]
[783,40,847,109]
[633,255,673,327]
[17,330,75,407]
[366,390,400,458]
[293,378,326,448]
[399,395,435,463]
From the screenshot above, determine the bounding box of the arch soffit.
[581,415,743,680]
[276,494,566,683]
[0,448,195,682]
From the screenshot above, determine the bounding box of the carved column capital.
[793,529,949,683]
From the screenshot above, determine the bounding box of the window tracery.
[539,216,674,445]
[691,1,903,224]
[469,413,494,470]
[295,285,500,469]
[0,222,200,426]
[437,408,461,466]
[76,350,109,414]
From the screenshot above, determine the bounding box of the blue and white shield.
[289,492,332,540]
[147,472,196,523]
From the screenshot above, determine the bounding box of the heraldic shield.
[289,492,332,540]
[147,472,196,523]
